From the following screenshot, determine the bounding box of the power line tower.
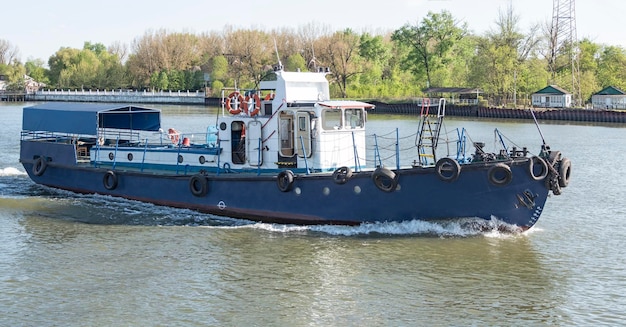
[549,0,582,107]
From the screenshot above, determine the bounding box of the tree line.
[1,6,625,107]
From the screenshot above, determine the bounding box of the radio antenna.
[273,39,283,70]
[529,108,547,146]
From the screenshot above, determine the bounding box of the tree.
[317,29,362,98]
[157,71,169,90]
[392,11,466,88]
[285,53,307,72]
[597,45,626,91]
[468,4,543,106]
[223,28,273,89]
[0,39,20,65]
[25,59,50,85]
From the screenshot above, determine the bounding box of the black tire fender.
[372,167,398,192]
[32,156,48,176]
[488,163,512,186]
[435,157,461,182]
[558,157,572,188]
[103,171,118,190]
[332,166,353,184]
[277,170,295,192]
[189,174,208,197]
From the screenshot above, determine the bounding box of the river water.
[1,102,625,326]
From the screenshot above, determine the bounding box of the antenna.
[273,39,283,71]
[549,0,581,107]
[309,42,318,72]
[529,108,547,147]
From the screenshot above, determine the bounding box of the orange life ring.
[168,128,180,144]
[263,93,274,101]
[225,91,244,115]
[243,93,261,116]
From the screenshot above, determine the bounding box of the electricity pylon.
[549,0,582,107]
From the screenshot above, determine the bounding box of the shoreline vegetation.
[1,6,625,108]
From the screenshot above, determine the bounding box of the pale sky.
[2,0,624,62]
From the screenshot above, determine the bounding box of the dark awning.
[22,102,161,135]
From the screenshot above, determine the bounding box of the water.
[1,102,625,326]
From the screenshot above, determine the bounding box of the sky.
[2,0,624,62]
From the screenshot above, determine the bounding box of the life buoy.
[103,171,118,190]
[435,158,461,182]
[263,93,274,101]
[558,157,571,188]
[32,156,48,176]
[225,91,245,115]
[332,166,353,184]
[372,167,398,192]
[243,93,261,116]
[168,128,180,144]
[488,163,512,186]
[277,170,294,192]
[528,156,548,181]
[189,174,208,197]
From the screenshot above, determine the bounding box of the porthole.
[178,155,184,163]
[127,153,133,161]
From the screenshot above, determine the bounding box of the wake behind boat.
[19,64,571,230]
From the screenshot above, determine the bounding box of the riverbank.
[8,92,626,123]
[370,101,626,123]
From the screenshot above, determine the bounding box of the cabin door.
[231,121,246,164]
[279,112,294,157]
[295,112,311,157]
[246,120,263,166]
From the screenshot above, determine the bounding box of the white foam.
[237,218,523,237]
[0,167,26,177]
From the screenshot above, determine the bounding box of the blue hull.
[21,142,549,229]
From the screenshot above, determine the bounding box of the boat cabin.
[214,66,373,173]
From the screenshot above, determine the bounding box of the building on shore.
[531,85,572,108]
[591,86,626,110]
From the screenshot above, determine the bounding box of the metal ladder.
[416,98,446,166]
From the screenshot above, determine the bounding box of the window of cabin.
[322,109,342,130]
[344,109,364,129]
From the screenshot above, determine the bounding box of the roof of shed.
[594,86,626,95]
[533,85,570,95]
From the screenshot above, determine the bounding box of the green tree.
[157,71,169,90]
[392,11,466,88]
[25,59,50,85]
[210,55,228,83]
[285,53,307,72]
[83,42,107,56]
[597,45,626,90]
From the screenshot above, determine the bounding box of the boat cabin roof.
[22,102,161,135]
[318,101,375,109]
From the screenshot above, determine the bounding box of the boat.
[19,63,571,230]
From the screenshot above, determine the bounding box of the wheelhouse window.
[322,109,342,130]
[344,108,364,129]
